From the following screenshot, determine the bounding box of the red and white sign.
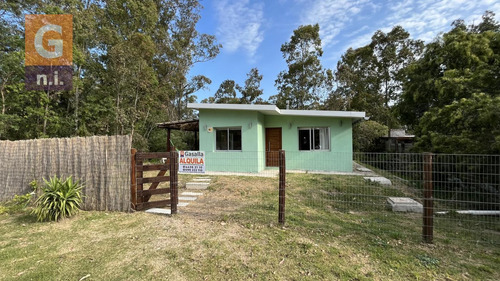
[178,151,205,173]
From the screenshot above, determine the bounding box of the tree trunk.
[43,92,50,136]
[75,64,82,133]
[1,83,5,115]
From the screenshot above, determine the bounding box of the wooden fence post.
[170,150,178,214]
[278,150,286,225]
[423,153,434,243]
[131,148,137,210]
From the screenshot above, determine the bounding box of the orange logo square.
[25,14,73,66]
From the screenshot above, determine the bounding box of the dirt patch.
[178,176,277,221]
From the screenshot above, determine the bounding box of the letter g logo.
[25,14,73,91]
[25,14,72,66]
[34,24,63,59]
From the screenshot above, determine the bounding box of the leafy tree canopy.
[0,0,221,151]
[203,68,265,104]
[328,26,423,131]
[414,93,500,154]
[396,11,500,154]
[272,24,332,109]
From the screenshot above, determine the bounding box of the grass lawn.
[1,174,499,280]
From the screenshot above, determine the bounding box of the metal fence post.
[170,150,178,214]
[130,148,137,210]
[423,153,434,243]
[278,150,286,225]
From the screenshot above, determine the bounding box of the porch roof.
[156,119,199,131]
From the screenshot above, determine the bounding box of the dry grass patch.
[1,174,499,280]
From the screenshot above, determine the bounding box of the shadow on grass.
[12,211,38,224]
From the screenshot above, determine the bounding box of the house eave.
[279,109,365,119]
[187,103,365,119]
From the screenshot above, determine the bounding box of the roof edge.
[187,103,365,118]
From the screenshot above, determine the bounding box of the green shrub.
[0,193,35,215]
[32,176,83,222]
[353,120,388,152]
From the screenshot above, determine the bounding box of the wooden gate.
[130,149,178,213]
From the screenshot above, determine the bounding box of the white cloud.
[294,0,499,65]
[333,0,499,57]
[214,0,265,59]
[299,0,373,47]
[385,0,498,42]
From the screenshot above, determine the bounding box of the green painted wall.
[264,115,353,172]
[198,109,353,173]
[256,113,266,171]
[199,110,262,172]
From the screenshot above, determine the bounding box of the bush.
[32,176,83,222]
[0,194,33,215]
[0,181,37,215]
[353,120,388,152]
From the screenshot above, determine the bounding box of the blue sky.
[190,0,500,102]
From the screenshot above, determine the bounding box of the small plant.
[416,254,440,268]
[32,176,83,222]
[0,193,34,215]
[29,179,39,191]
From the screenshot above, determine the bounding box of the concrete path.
[145,179,208,215]
[186,177,212,190]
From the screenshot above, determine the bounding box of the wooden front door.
[266,128,282,167]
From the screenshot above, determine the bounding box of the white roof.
[188,103,280,115]
[188,103,365,119]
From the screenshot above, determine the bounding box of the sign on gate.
[178,151,205,173]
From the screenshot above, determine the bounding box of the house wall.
[198,109,263,172]
[264,115,353,172]
[198,109,353,173]
[256,113,266,171]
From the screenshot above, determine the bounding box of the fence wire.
[177,150,499,245]
[290,152,499,245]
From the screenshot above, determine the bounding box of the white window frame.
[298,127,330,151]
[215,127,242,151]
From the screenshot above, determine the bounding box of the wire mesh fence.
[4,140,497,246]
[288,152,500,245]
[173,150,499,245]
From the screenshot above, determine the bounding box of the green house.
[188,103,365,173]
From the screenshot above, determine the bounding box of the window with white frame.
[298,127,330,151]
[215,128,242,151]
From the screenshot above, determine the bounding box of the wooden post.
[130,148,137,210]
[423,153,434,243]
[136,154,144,210]
[170,150,178,214]
[278,150,286,225]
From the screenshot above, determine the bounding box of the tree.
[353,120,388,152]
[397,11,500,154]
[205,68,265,104]
[329,26,423,132]
[326,45,382,114]
[471,10,500,33]
[414,94,500,154]
[213,80,239,104]
[272,24,331,109]
[237,68,264,104]
[0,17,24,139]
[397,11,500,129]
[152,0,221,120]
[0,0,221,150]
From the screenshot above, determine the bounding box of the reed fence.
[0,135,131,211]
